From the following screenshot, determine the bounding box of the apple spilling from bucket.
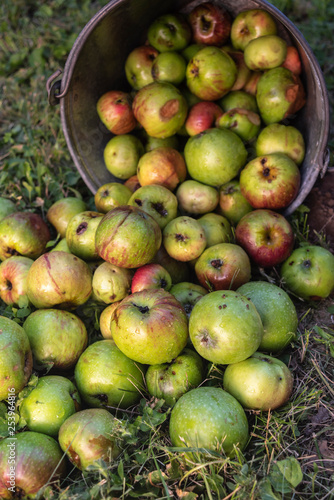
[0,3,334,497]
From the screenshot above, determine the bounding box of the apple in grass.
[125,45,159,90]
[239,153,301,210]
[218,180,253,226]
[176,180,219,216]
[47,197,87,238]
[194,243,251,292]
[185,101,223,136]
[110,289,189,365]
[280,245,334,300]
[235,209,294,268]
[0,212,50,261]
[0,256,33,307]
[131,263,172,293]
[128,184,178,230]
[188,2,232,46]
[230,9,278,51]
[223,352,294,411]
[94,182,132,213]
[163,216,207,262]
[147,13,192,52]
[97,90,136,135]
[92,261,132,304]
[169,281,208,317]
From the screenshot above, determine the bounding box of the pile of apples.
[0,3,334,497]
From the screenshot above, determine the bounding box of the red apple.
[188,2,232,46]
[282,45,302,75]
[131,263,172,293]
[184,101,223,136]
[97,90,136,135]
[235,209,294,268]
[0,256,33,307]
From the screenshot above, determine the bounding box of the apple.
[46,197,87,238]
[153,244,190,284]
[26,251,92,309]
[128,184,178,229]
[74,339,146,409]
[94,182,133,213]
[230,9,278,51]
[136,146,187,191]
[96,90,136,135]
[197,212,233,248]
[186,46,237,101]
[239,153,301,210]
[99,302,120,339]
[124,174,141,193]
[152,51,187,85]
[242,70,262,95]
[65,210,104,261]
[58,408,122,471]
[0,198,17,220]
[0,316,33,401]
[0,212,50,261]
[235,209,294,268]
[0,255,33,307]
[217,180,253,225]
[256,67,306,124]
[176,179,219,215]
[0,431,66,499]
[223,352,294,410]
[237,281,298,352]
[184,128,247,187]
[110,289,189,365]
[132,81,188,139]
[51,237,71,253]
[216,108,261,142]
[169,281,208,317]
[147,13,192,52]
[163,216,207,262]
[244,34,287,70]
[185,101,223,136]
[95,206,162,269]
[145,347,204,407]
[103,134,145,180]
[125,45,159,90]
[255,123,305,166]
[219,89,258,112]
[282,45,302,75]
[92,261,132,304]
[19,375,81,437]
[194,242,251,291]
[188,2,232,46]
[23,308,88,371]
[131,263,172,293]
[181,43,205,62]
[169,386,249,456]
[221,48,252,91]
[144,133,179,152]
[280,245,334,300]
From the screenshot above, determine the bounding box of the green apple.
[255,123,305,166]
[128,184,178,229]
[223,352,294,410]
[94,182,133,213]
[46,197,87,238]
[124,45,159,90]
[197,213,233,248]
[66,210,104,261]
[216,108,261,142]
[103,134,145,180]
[176,180,219,215]
[230,9,277,51]
[92,261,132,304]
[219,90,258,112]
[152,51,187,85]
[218,180,253,225]
[244,35,287,70]
[169,281,208,317]
[163,216,207,262]
[147,13,192,52]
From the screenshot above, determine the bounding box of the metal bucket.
[47,0,330,216]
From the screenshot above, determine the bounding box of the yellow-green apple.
[197,212,233,248]
[244,35,287,70]
[97,90,136,135]
[136,146,187,190]
[0,256,33,307]
[128,184,178,229]
[181,43,205,61]
[169,281,208,317]
[99,302,120,340]
[26,251,92,309]
[74,339,145,409]
[163,216,207,262]
[92,261,132,304]
[94,182,132,213]
[131,263,172,293]
[0,316,32,401]
[152,51,187,85]
[189,290,263,364]
[19,375,81,437]
[188,2,232,46]
[237,281,298,352]
[110,289,188,365]
[185,101,223,136]
[147,13,192,52]
[132,82,188,138]
[280,245,334,300]
[46,197,87,238]
[0,212,50,261]
[176,180,219,215]
[282,45,302,75]
[255,123,305,166]
[186,46,237,100]
[256,67,306,124]
[216,108,261,141]
[219,89,258,112]
[0,198,17,220]
[103,134,144,180]
[95,206,162,268]
[23,308,88,371]
[230,9,277,51]
[144,133,179,152]
[217,180,253,225]
[50,238,71,253]
[65,211,104,261]
[235,209,294,268]
[146,347,204,407]
[58,408,122,471]
[223,352,293,410]
[195,242,251,291]
[0,431,66,499]
[169,386,249,456]
[184,128,247,187]
[239,153,300,210]
[124,45,159,90]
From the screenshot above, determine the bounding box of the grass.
[0,0,334,498]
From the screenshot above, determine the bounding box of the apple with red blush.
[97,90,136,135]
[131,263,172,293]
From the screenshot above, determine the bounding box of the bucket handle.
[46,69,70,106]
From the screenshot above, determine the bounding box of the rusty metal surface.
[55,0,330,216]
